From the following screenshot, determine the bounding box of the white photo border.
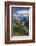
[10,5,32,40]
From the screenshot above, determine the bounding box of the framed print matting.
[5,1,35,44]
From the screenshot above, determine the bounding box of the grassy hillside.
[13,16,29,36]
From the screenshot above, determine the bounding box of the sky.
[12,7,30,17]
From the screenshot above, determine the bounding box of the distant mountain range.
[13,14,29,23]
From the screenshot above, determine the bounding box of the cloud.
[13,10,29,17]
[13,14,20,17]
[17,10,29,14]
[13,14,17,16]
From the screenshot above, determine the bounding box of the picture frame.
[5,1,35,44]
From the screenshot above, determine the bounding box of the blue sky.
[12,7,30,17]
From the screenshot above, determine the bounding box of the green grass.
[13,21,29,36]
